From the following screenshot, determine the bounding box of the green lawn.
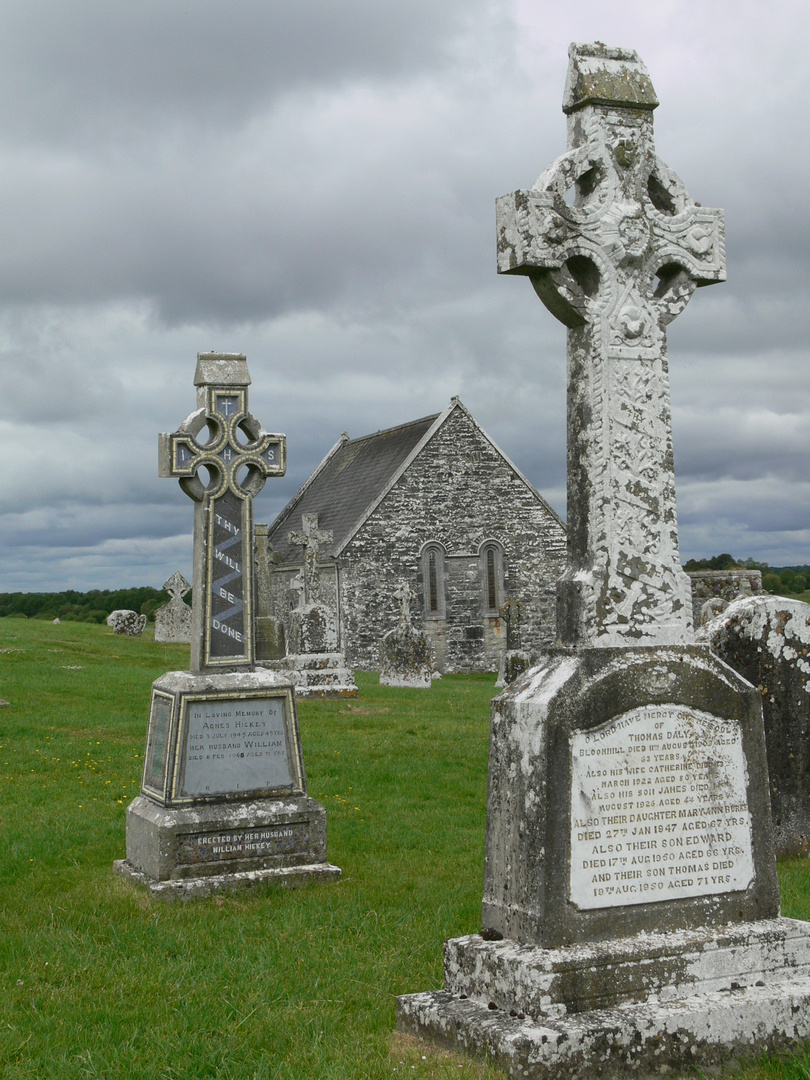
[1,619,810,1080]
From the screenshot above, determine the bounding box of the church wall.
[337,408,567,673]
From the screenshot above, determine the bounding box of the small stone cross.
[394,581,416,630]
[497,43,725,647]
[499,596,523,651]
[288,513,333,605]
[163,571,190,602]
[159,353,286,673]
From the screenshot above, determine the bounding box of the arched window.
[480,541,505,615]
[421,543,446,619]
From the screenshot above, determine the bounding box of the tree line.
[0,587,174,623]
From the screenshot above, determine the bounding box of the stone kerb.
[698,595,810,856]
[107,610,147,636]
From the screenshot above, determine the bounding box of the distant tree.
[792,574,807,594]
[763,573,782,594]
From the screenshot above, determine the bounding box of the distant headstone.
[154,571,192,643]
[699,596,810,856]
[52,618,60,625]
[399,42,810,1078]
[257,513,357,697]
[115,353,341,898]
[379,582,432,688]
[689,569,762,627]
[494,597,538,687]
[107,610,147,636]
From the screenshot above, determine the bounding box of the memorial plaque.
[144,692,172,792]
[570,704,754,909]
[177,822,309,864]
[177,695,302,800]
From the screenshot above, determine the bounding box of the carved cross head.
[497,42,725,359]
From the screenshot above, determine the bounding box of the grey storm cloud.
[0,0,808,592]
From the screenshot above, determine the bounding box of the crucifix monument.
[289,513,333,607]
[115,353,340,898]
[398,44,810,1077]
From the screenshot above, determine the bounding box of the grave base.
[118,793,340,896]
[397,918,810,1079]
[257,653,358,697]
[114,858,342,900]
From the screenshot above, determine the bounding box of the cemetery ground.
[0,623,809,1080]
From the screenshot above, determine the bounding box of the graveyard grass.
[0,622,808,1080]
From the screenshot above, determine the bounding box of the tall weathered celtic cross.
[288,513,332,606]
[159,353,286,672]
[497,42,725,647]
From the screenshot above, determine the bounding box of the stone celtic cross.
[288,513,333,606]
[159,353,286,672]
[163,570,190,602]
[497,42,725,647]
[393,581,416,630]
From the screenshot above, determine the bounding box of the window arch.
[480,541,505,616]
[420,542,446,619]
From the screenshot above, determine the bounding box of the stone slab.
[397,975,810,1080]
[257,654,358,698]
[443,919,810,1016]
[114,857,341,901]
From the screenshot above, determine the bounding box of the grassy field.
[2,619,810,1080]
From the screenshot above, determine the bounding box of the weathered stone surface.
[255,615,286,660]
[258,653,358,698]
[689,569,762,627]
[698,596,810,856]
[497,45,724,648]
[481,646,778,948]
[398,41,798,1077]
[154,571,192,643]
[107,610,147,636]
[379,582,433,688]
[257,400,566,674]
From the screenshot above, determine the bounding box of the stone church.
[255,398,566,674]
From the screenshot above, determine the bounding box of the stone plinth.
[117,667,341,896]
[699,596,810,856]
[481,646,778,948]
[258,654,358,698]
[398,918,810,1079]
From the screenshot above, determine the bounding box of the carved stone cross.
[163,571,190,602]
[288,513,333,606]
[393,581,416,630]
[497,42,725,647]
[499,596,523,651]
[159,353,286,673]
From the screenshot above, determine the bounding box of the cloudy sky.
[0,0,807,593]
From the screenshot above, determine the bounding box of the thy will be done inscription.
[569,704,754,910]
[180,697,294,798]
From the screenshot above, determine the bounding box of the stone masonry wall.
[338,408,566,673]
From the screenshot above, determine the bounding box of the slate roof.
[266,411,440,564]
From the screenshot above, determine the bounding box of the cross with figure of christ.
[159,353,286,673]
[497,42,725,648]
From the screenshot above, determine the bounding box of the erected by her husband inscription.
[570,704,754,910]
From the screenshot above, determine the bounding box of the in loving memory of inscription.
[569,705,754,910]
[180,697,294,798]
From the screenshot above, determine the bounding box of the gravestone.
[398,43,810,1078]
[154,571,192,643]
[115,353,341,898]
[689,568,763,627]
[107,610,147,636]
[257,513,357,697]
[699,595,810,857]
[495,596,539,686]
[379,582,432,688]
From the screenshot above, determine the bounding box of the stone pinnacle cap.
[562,42,658,114]
[194,352,251,386]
